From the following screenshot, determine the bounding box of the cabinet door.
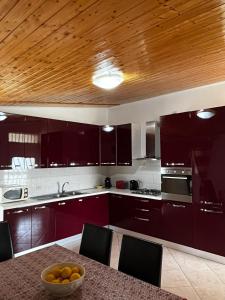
[100,127,116,165]
[0,114,26,170]
[45,119,69,167]
[109,194,133,230]
[4,207,32,253]
[84,195,109,226]
[24,116,48,168]
[54,198,86,240]
[162,201,193,246]
[160,112,194,167]
[117,124,132,166]
[31,203,55,248]
[67,123,100,166]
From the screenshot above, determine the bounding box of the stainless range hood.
[134,121,160,160]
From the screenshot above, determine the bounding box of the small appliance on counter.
[104,177,112,189]
[129,180,139,190]
[0,185,28,203]
[116,180,128,189]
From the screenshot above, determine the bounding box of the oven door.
[161,174,192,202]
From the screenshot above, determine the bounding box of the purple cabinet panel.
[100,127,116,165]
[162,201,193,246]
[117,124,132,166]
[4,207,32,253]
[31,203,55,248]
[84,194,109,226]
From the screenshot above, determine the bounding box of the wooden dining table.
[0,245,185,300]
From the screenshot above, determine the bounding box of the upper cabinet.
[160,112,195,167]
[117,124,132,166]
[67,122,99,167]
[100,126,117,166]
[43,119,69,168]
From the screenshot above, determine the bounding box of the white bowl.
[41,262,85,297]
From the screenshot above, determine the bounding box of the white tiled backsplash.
[0,167,108,197]
[0,160,161,197]
[107,160,161,190]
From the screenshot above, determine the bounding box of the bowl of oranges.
[41,262,85,296]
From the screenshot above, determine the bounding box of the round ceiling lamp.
[0,112,7,121]
[196,109,215,119]
[102,125,114,132]
[92,71,123,89]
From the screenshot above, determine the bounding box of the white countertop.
[0,187,162,211]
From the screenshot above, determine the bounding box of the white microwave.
[0,186,28,203]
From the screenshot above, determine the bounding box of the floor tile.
[164,286,200,300]
[161,268,191,288]
[193,284,225,300]
[183,268,221,287]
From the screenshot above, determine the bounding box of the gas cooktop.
[131,189,161,196]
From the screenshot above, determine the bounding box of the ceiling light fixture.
[0,112,7,121]
[92,71,123,89]
[102,125,114,132]
[196,109,215,119]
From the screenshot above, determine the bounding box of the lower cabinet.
[31,203,55,248]
[194,204,225,256]
[84,195,109,226]
[4,207,32,253]
[161,201,193,247]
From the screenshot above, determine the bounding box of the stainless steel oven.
[161,167,192,202]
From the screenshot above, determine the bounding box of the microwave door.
[4,189,22,201]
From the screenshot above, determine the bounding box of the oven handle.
[162,176,188,180]
[200,208,223,214]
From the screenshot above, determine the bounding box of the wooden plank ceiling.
[0,0,225,106]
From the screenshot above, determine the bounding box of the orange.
[52,278,61,284]
[51,267,61,278]
[71,266,80,274]
[61,266,72,279]
[61,279,70,284]
[45,273,55,282]
[70,272,81,281]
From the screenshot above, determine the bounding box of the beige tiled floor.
[63,232,225,300]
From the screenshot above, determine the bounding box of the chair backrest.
[118,235,163,287]
[0,221,13,262]
[79,223,113,265]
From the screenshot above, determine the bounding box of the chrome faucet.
[61,182,69,194]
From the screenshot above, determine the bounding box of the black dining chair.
[118,235,163,287]
[0,221,14,262]
[79,223,113,265]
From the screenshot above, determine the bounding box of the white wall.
[108,81,225,124]
[0,106,108,125]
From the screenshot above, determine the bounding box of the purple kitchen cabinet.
[109,194,133,230]
[84,194,109,226]
[4,207,32,253]
[130,197,163,238]
[44,119,69,168]
[100,126,116,166]
[67,122,100,167]
[54,199,82,240]
[0,114,26,170]
[31,203,55,248]
[24,116,48,168]
[162,201,193,246]
[160,112,194,167]
[117,124,132,166]
[191,106,225,255]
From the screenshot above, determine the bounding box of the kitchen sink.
[32,191,89,201]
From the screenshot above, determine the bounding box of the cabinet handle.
[135,208,150,212]
[166,162,184,166]
[34,206,46,210]
[136,199,149,203]
[101,162,116,165]
[200,201,222,206]
[200,208,223,214]
[95,196,99,199]
[12,209,28,214]
[134,217,150,222]
[114,195,122,199]
[58,202,66,206]
[172,204,186,208]
[78,199,83,202]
